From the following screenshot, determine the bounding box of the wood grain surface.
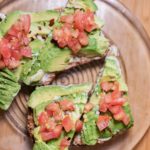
[120,0,150,150]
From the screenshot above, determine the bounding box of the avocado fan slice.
[0,69,21,110]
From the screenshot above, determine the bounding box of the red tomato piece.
[46,103,60,116]
[74,10,85,31]
[0,39,11,59]
[46,119,57,131]
[84,102,93,113]
[111,90,122,100]
[20,46,32,58]
[62,116,74,132]
[71,29,79,38]
[11,50,22,60]
[104,93,112,103]
[100,81,114,92]
[41,125,62,141]
[60,137,71,150]
[38,111,49,126]
[84,10,97,32]
[60,15,74,24]
[59,100,75,111]
[122,114,130,125]
[99,101,108,112]
[75,120,83,132]
[110,97,126,106]
[113,108,126,121]
[78,32,88,46]
[20,14,31,33]
[53,110,63,122]
[67,37,81,54]
[7,59,20,69]
[108,105,122,114]
[97,115,111,131]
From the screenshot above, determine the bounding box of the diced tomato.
[74,10,85,31]
[71,29,79,38]
[7,59,20,69]
[75,120,83,132]
[111,90,122,100]
[122,114,130,125]
[46,103,60,116]
[84,102,93,113]
[110,97,126,106]
[59,100,75,111]
[20,14,31,33]
[113,108,126,121]
[38,111,49,126]
[99,101,108,112]
[104,93,112,103]
[67,37,81,54]
[97,115,111,131]
[78,32,88,46]
[108,105,122,114]
[60,137,71,150]
[46,119,56,131]
[20,46,32,58]
[53,110,63,122]
[40,124,47,132]
[41,125,62,141]
[62,116,74,132]
[84,9,97,32]
[60,15,74,24]
[0,39,11,59]
[100,81,114,92]
[0,14,31,70]
[11,50,22,60]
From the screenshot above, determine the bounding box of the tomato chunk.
[46,103,60,116]
[38,111,49,126]
[97,115,111,131]
[75,120,83,132]
[60,137,71,150]
[41,125,62,141]
[59,100,75,111]
[78,32,88,46]
[62,116,74,132]
[60,15,74,24]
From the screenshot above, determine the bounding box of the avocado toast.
[73,56,134,145]
[27,83,92,150]
[0,0,109,110]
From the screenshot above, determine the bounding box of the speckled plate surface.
[0,0,150,150]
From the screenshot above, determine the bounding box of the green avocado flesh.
[0,69,21,110]
[67,0,98,12]
[80,56,134,145]
[28,83,92,150]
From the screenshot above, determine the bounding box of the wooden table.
[120,0,150,149]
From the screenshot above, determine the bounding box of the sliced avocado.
[0,11,22,38]
[29,23,51,38]
[80,31,109,57]
[67,0,98,12]
[28,83,92,108]
[39,46,71,72]
[33,141,50,150]
[0,69,21,110]
[30,10,60,23]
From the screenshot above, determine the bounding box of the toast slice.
[27,83,92,150]
[73,56,134,145]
